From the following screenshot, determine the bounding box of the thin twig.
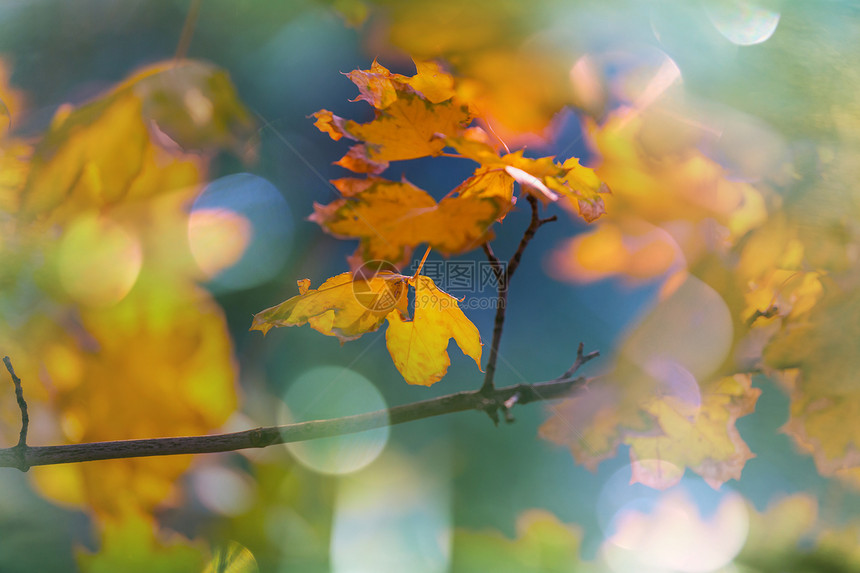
[174,0,203,60]
[561,342,600,379]
[3,357,29,471]
[0,363,595,470]
[480,195,557,396]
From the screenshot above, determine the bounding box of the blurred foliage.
[0,0,860,572]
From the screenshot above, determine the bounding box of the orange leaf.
[447,137,610,222]
[312,60,470,169]
[310,178,504,265]
[251,271,408,342]
[343,93,470,163]
[385,275,482,386]
[346,58,456,109]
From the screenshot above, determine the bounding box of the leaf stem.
[0,359,595,470]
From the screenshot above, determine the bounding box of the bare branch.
[3,356,30,471]
[480,195,557,395]
[561,342,601,379]
[0,358,596,470]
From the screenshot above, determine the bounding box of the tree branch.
[3,356,29,471]
[480,194,557,397]
[0,349,596,470]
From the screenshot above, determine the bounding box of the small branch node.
[501,392,520,424]
[3,356,30,472]
[561,343,600,379]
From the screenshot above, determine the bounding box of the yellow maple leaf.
[312,60,470,168]
[19,61,251,222]
[541,275,759,488]
[309,178,504,266]
[764,288,860,488]
[385,275,482,386]
[541,373,760,489]
[346,58,456,109]
[252,272,483,386]
[626,374,760,489]
[315,94,470,165]
[251,271,409,341]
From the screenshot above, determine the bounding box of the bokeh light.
[278,366,389,475]
[623,274,733,380]
[192,464,256,517]
[598,467,749,572]
[705,0,780,46]
[188,173,292,292]
[330,449,451,573]
[57,213,142,307]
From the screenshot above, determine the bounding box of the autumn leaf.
[250,271,409,342]
[540,275,759,489]
[314,93,469,165]
[345,58,456,109]
[447,136,610,222]
[626,374,760,489]
[453,510,586,573]
[547,221,681,284]
[385,275,482,386]
[310,178,505,266]
[29,289,238,516]
[18,60,252,222]
[764,287,860,487]
[312,60,468,168]
[77,511,204,573]
[252,271,482,386]
[0,60,252,521]
[370,1,585,142]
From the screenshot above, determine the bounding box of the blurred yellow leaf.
[30,289,237,516]
[626,374,760,489]
[548,222,680,283]
[765,288,860,487]
[77,511,204,573]
[385,275,482,386]
[542,276,759,489]
[19,60,251,222]
[453,509,587,573]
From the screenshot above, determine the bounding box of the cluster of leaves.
[539,86,860,493]
[251,59,608,386]
[352,0,860,496]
